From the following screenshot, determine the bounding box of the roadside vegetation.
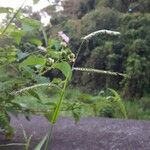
[0,0,149,149]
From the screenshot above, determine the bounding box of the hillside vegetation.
[48,0,150,98]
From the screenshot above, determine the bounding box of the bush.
[81,7,119,34]
[140,96,150,111]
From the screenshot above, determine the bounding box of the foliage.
[81,7,119,34]
[0,3,75,139]
[0,5,126,149]
[49,0,150,98]
[1,0,146,149]
[123,99,150,120]
[62,0,96,18]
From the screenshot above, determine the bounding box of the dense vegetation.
[0,0,128,141]
[47,0,150,98]
[0,0,149,148]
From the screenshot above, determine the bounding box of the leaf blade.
[34,134,48,150]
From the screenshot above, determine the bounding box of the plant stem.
[0,143,26,147]
[0,0,26,37]
[25,135,33,150]
[51,76,68,124]
[44,125,54,150]
[44,75,69,150]
[41,26,48,47]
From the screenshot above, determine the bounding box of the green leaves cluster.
[0,4,73,139]
[0,2,128,149]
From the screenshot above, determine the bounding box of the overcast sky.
[0,0,53,11]
[0,0,61,25]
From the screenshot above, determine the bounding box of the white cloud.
[0,0,32,9]
[0,0,53,11]
[0,0,63,25]
[0,0,59,25]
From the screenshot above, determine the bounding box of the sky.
[0,0,53,11]
[0,0,62,25]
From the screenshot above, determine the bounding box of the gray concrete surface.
[0,115,150,150]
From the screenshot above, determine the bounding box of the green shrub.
[140,96,150,111]
[81,7,119,34]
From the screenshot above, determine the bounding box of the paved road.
[0,115,150,150]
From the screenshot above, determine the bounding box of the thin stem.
[44,75,69,150]
[44,124,54,150]
[41,26,48,47]
[51,76,68,124]
[0,143,26,147]
[0,0,26,37]
[25,134,33,150]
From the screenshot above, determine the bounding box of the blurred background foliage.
[44,0,150,99]
[41,0,150,120]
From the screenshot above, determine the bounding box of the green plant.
[0,1,128,149]
[0,1,74,139]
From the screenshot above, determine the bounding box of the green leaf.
[48,39,61,51]
[44,102,56,107]
[53,61,72,80]
[52,78,62,84]
[22,23,34,32]
[3,24,16,33]
[108,88,127,119]
[72,111,80,124]
[47,50,61,59]
[0,80,20,92]
[11,30,25,45]
[78,93,93,104]
[20,66,35,78]
[50,77,68,124]
[20,55,46,68]
[29,38,42,46]
[34,75,50,84]
[28,90,41,101]
[21,17,41,31]
[34,134,48,150]
[33,0,40,5]
[17,51,29,61]
[0,7,12,14]
[44,111,54,122]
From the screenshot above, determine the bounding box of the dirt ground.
[0,115,150,150]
